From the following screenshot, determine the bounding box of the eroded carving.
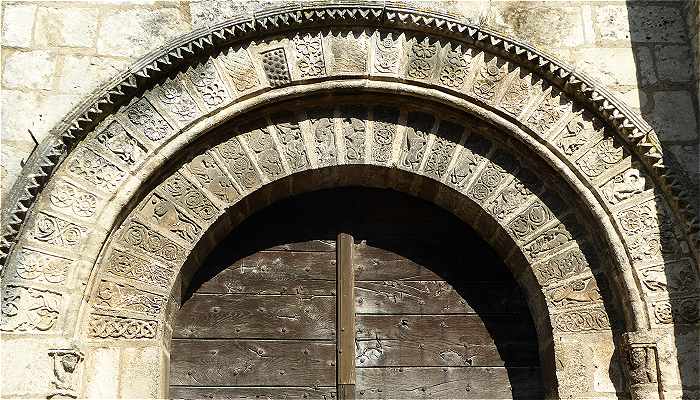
[96,121,146,165]
[449,134,491,186]
[332,34,366,73]
[67,148,125,191]
[119,219,185,264]
[638,259,699,297]
[556,117,603,157]
[340,107,367,162]
[49,181,97,218]
[487,169,540,222]
[407,38,437,79]
[94,280,164,315]
[617,199,680,264]
[309,110,337,167]
[374,34,399,73]
[221,48,260,92]
[472,56,507,100]
[273,118,309,172]
[48,348,84,399]
[161,173,218,221]
[577,136,625,179]
[141,193,201,242]
[400,112,434,170]
[527,92,569,136]
[187,152,240,204]
[1,285,61,332]
[533,245,590,286]
[15,248,70,285]
[243,125,284,179]
[156,80,199,122]
[552,307,611,332]
[501,74,532,115]
[601,168,647,205]
[215,138,261,189]
[104,248,172,289]
[126,99,172,141]
[189,60,228,107]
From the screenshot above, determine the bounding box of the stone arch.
[1,3,697,400]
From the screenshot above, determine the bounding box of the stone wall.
[1,0,698,201]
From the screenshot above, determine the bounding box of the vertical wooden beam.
[336,232,355,400]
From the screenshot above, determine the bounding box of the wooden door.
[169,188,543,399]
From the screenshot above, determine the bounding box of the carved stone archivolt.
[0,3,697,399]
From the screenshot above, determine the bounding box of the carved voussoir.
[117,219,186,266]
[87,313,158,340]
[92,279,166,316]
[1,285,62,333]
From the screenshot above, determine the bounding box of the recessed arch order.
[1,3,698,400]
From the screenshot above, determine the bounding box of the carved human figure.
[48,349,84,399]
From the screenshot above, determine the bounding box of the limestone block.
[666,143,699,183]
[648,91,698,142]
[487,2,585,49]
[596,5,688,44]
[655,45,694,83]
[2,49,57,90]
[191,0,277,27]
[1,3,36,48]
[83,347,120,399]
[615,88,647,111]
[0,338,52,398]
[58,55,130,94]
[34,7,99,48]
[573,47,643,87]
[97,8,191,58]
[119,346,165,398]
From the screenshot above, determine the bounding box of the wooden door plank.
[173,294,335,339]
[356,367,544,399]
[170,386,336,399]
[355,281,526,314]
[198,251,336,295]
[170,339,336,386]
[355,315,539,367]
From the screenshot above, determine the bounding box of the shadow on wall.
[625,1,700,398]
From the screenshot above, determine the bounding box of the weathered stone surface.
[83,347,120,399]
[0,339,53,398]
[596,5,688,44]
[1,3,36,48]
[97,8,191,58]
[2,50,57,90]
[488,2,585,48]
[655,45,694,83]
[34,7,99,48]
[648,91,698,141]
[574,47,644,87]
[58,55,130,94]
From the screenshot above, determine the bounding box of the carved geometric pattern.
[407,38,438,80]
[66,148,126,191]
[48,180,97,218]
[156,79,199,123]
[104,248,173,289]
[160,173,218,222]
[188,60,229,107]
[126,98,173,141]
[214,138,262,190]
[14,248,71,285]
[295,33,326,78]
[93,280,165,315]
[261,48,291,87]
[374,33,399,74]
[371,106,399,164]
[221,48,260,92]
[88,314,158,339]
[32,212,87,249]
[118,219,185,265]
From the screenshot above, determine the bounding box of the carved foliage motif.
[374,33,399,73]
[221,48,260,92]
[1,285,61,332]
[32,213,86,249]
[601,168,647,205]
[372,106,399,163]
[272,115,309,172]
[501,75,532,115]
[332,34,367,73]
[96,121,146,165]
[577,136,625,178]
[468,151,517,203]
[94,280,164,315]
[309,111,337,167]
[161,173,217,221]
[157,80,199,122]
[187,153,240,204]
[407,38,437,79]
[88,314,157,339]
[439,47,471,88]
[120,220,185,265]
[533,246,590,286]
[244,126,284,179]
[552,307,611,332]
[15,248,70,285]
[424,121,461,178]
[527,92,568,136]
[67,148,125,191]
[557,118,602,157]
[48,349,84,399]
[260,48,291,87]
[340,107,367,162]
[189,60,228,107]
[49,181,97,218]
[141,193,201,242]
[400,112,434,170]
[295,33,325,77]
[449,134,491,186]
[508,200,554,242]
[215,138,261,189]
[546,276,602,308]
[472,57,507,100]
[617,199,680,264]
[105,248,172,289]
[126,99,172,141]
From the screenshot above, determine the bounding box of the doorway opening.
[169,187,544,399]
